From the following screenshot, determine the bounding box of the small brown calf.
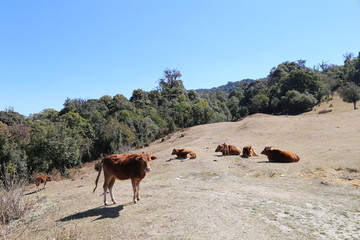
[35,175,51,189]
[242,146,258,157]
[215,143,241,155]
[171,148,197,159]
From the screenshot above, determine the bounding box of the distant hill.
[194,78,258,94]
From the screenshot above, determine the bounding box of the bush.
[0,175,33,224]
[280,90,317,114]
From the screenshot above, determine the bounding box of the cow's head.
[215,143,226,152]
[171,149,179,155]
[243,146,250,154]
[261,147,272,155]
[136,154,157,172]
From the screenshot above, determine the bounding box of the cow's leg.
[134,179,141,202]
[108,177,116,204]
[131,178,137,203]
[43,181,47,189]
[131,178,141,203]
[103,177,111,205]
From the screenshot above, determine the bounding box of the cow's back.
[229,145,241,155]
[103,155,146,180]
[269,149,300,163]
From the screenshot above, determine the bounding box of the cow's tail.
[93,158,104,193]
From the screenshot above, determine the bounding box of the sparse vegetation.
[48,224,82,240]
[0,175,33,225]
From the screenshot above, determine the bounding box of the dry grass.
[0,177,33,225]
[0,176,35,240]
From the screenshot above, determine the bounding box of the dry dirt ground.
[3,96,360,240]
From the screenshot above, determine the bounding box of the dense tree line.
[1,53,359,181]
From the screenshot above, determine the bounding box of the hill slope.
[7,102,360,240]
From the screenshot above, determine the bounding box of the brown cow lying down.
[242,146,258,157]
[171,148,197,159]
[35,175,51,189]
[93,154,157,205]
[261,147,300,163]
[215,143,241,155]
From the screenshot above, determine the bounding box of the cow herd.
[90,144,300,205]
[34,143,300,205]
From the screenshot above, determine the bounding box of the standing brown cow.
[215,143,241,155]
[171,148,197,159]
[242,146,258,157]
[261,147,300,163]
[93,154,157,205]
[35,175,51,189]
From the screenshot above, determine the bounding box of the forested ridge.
[1,52,360,180]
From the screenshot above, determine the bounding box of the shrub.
[0,175,33,224]
[280,90,317,114]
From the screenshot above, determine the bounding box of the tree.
[0,122,30,179]
[0,109,26,126]
[249,94,269,113]
[280,90,317,114]
[344,52,360,85]
[280,69,323,97]
[158,69,186,100]
[339,82,360,109]
[30,109,59,122]
[27,121,81,175]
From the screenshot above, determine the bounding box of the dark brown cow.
[93,154,157,205]
[35,175,51,189]
[242,146,258,157]
[261,147,300,163]
[215,143,241,155]
[171,148,197,159]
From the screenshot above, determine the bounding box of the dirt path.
[4,100,360,240]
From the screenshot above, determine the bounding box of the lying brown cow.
[93,154,157,205]
[215,143,241,155]
[171,148,197,159]
[261,147,300,163]
[242,146,258,157]
[35,175,51,189]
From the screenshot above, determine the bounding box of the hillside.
[5,99,360,240]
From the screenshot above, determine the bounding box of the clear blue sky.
[1,0,359,116]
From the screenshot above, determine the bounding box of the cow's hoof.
[104,202,108,206]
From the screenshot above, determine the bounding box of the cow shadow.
[57,204,126,222]
[257,161,271,163]
[257,161,291,164]
[24,188,45,196]
[165,157,193,162]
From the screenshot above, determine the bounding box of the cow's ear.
[151,156,157,160]
[135,156,143,161]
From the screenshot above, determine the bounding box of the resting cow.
[171,148,197,159]
[35,175,51,189]
[261,147,300,163]
[215,143,241,155]
[242,146,258,157]
[93,154,157,205]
